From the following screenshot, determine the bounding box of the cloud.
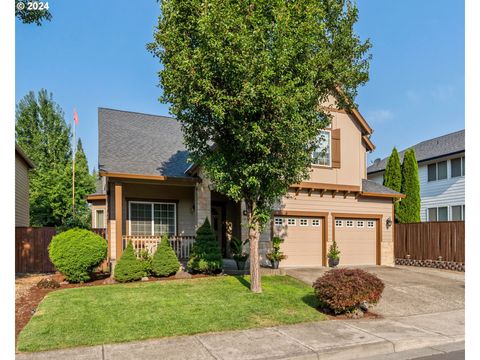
[365,109,394,124]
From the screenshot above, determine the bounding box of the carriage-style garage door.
[334,217,378,265]
[273,216,325,267]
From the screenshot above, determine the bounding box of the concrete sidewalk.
[16,309,464,360]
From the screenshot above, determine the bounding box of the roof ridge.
[98,107,176,120]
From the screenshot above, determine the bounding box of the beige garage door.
[273,216,324,267]
[334,218,377,265]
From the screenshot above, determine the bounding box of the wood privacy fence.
[394,221,465,263]
[16,227,56,273]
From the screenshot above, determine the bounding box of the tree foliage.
[114,242,146,282]
[397,149,420,223]
[383,147,402,222]
[151,235,180,277]
[15,0,52,26]
[188,219,223,274]
[150,0,371,291]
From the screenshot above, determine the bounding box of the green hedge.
[151,235,180,277]
[114,241,146,282]
[48,228,107,283]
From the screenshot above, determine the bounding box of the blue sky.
[16,0,464,171]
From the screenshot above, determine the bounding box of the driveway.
[285,265,465,317]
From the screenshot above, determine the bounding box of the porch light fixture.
[386,217,392,229]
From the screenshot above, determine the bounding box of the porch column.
[194,173,211,228]
[114,182,123,261]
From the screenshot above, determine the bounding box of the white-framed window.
[300,219,308,226]
[450,157,465,178]
[287,218,296,226]
[274,217,283,226]
[335,219,343,227]
[312,219,320,227]
[312,130,331,166]
[356,220,364,228]
[367,220,375,228]
[94,209,105,229]
[451,205,465,221]
[427,206,448,222]
[346,220,354,227]
[129,201,176,236]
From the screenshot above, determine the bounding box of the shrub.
[138,249,153,275]
[114,241,146,282]
[48,228,107,283]
[188,218,223,274]
[266,236,287,262]
[152,235,180,277]
[312,268,385,314]
[398,148,421,223]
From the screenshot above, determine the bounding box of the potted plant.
[327,239,341,268]
[266,236,287,269]
[230,236,249,270]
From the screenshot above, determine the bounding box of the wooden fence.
[16,227,56,273]
[394,221,465,263]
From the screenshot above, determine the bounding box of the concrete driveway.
[285,265,465,317]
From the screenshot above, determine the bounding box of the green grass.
[17,275,326,352]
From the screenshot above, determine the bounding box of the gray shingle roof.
[98,108,191,177]
[367,130,464,174]
[362,179,403,196]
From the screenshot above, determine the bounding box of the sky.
[16,0,465,171]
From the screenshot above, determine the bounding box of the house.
[15,144,35,227]
[87,99,404,269]
[367,130,465,222]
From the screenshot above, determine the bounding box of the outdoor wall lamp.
[386,217,392,229]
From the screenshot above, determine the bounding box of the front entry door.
[211,205,223,254]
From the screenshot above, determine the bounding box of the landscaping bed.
[17,275,325,352]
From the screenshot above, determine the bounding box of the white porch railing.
[122,235,196,260]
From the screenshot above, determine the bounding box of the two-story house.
[367,130,465,222]
[88,98,403,269]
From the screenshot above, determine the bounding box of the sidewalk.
[16,309,464,360]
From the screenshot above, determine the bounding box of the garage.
[273,215,325,267]
[334,217,378,265]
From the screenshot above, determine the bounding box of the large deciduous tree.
[149,0,371,292]
[397,149,420,223]
[383,147,402,221]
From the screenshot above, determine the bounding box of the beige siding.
[90,201,107,228]
[15,153,30,227]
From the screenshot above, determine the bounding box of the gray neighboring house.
[15,144,34,227]
[367,130,465,222]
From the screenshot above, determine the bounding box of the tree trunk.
[246,200,262,293]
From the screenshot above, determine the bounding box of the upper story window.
[312,130,331,167]
[450,157,465,178]
[428,161,447,182]
[95,209,105,229]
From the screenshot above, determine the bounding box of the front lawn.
[17,275,325,352]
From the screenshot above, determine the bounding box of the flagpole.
[72,110,76,214]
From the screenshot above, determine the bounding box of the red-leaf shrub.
[312,268,385,314]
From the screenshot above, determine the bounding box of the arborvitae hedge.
[383,147,402,222]
[114,241,146,282]
[152,235,180,277]
[398,148,421,223]
[188,218,223,274]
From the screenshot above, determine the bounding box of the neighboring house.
[87,99,403,269]
[15,144,34,227]
[367,130,465,222]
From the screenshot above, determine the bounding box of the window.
[367,221,375,228]
[312,130,331,166]
[451,158,462,178]
[428,163,437,182]
[356,220,364,228]
[462,157,465,176]
[346,220,354,227]
[451,205,465,221]
[274,217,283,226]
[287,218,296,226]
[129,202,176,236]
[335,219,343,227]
[312,219,320,227]
[300,219,308,226]
[437,161,447,180]
[428,208,437,221]
[428,207,449,222]
[95,209,105,229]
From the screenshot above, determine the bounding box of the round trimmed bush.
[114,241,146,282]
[48,228,107,283]
[312,268,385,314]
[152,235,180,277]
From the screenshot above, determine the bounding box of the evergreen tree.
[188,219,223,274]
[151,235,180,277]
[397,149,421,223]
[114,242,146,282]
[383,147,402,222]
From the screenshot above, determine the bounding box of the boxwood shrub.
[48,228,107,283]
[312,268,385,314]
[114,241,146,282]
[151,235,180,277]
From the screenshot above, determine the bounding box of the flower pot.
[328,257,339,268]
[236,260,246,270]
[271,260,279,269]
